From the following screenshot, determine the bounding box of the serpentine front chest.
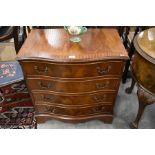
[17,28,128,124]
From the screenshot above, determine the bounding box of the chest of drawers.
[17,28,128,124]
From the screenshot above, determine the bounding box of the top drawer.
[21,60,124,78]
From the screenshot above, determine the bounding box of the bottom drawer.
[35,104,113,116]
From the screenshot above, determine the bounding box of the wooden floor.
[0,41,16,61]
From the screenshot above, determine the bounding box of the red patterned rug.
[0,61,36,129]
[0,107,36,129]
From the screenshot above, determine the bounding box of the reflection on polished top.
[17,28,128,62]
[137,28,155,60]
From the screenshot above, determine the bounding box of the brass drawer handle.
[46,106,56,113]
[34,66,48,74]
[92,106,105,113]
[38,81,53,89]
[96,81,109,90]
[93,95,106,102]
[43,95,55,101]
[96,65,112,75]
[101,106,105,111]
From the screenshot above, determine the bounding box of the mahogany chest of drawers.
[17,28,128,124]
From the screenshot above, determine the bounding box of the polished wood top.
[134,28,155,64]
[17,28,128,62]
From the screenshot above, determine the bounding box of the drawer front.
[32,91,115,106]
[21,60,124,78]
[35,104,113,116]
[27,77,119,93]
